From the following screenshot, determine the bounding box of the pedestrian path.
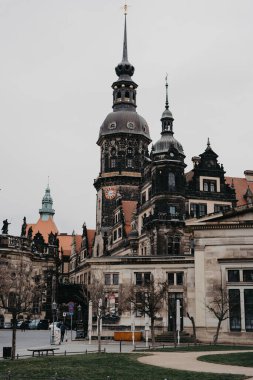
[15,339,134,358]
[138,350,253,378]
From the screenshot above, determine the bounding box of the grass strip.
[0,353,247,380]
[198,351,253,368]
[145,344,253,352]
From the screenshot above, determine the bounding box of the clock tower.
[93,12,151,255]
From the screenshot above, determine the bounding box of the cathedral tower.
[94,12,151,255]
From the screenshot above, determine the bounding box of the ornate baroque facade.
[68,14,253,343]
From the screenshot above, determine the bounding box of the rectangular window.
[141,192,146,204]
[144,272,151,285]
[169,206,176,216]
[111,159,116,168]
[229,289,241,331]
[135,273,142,286]
[243,270,253,282]
[168,273,174,285]
[118,227,122,238]
[136,292,144,317]
[228,270,240,282]
[176,272,184,285]
[190,203,207,218]
[127,159,133,168]
[135,272,151,286]
[113,230,117,241]
[214,204,230,213]
[244,289,253,331]
[203,179,217,192]
[105,274,111,285]
[113,273,119,285]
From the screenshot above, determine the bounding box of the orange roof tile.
[122,201,137,236]
[87,229,95,254]
[58,234,72,257]
[26,217,58,243]
[226,176,253,206]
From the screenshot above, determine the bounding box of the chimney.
[244,170,253,182]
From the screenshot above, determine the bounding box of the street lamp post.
[51,301,57,345]
[51,274,57,345]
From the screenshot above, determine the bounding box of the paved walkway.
[138,350,253,378]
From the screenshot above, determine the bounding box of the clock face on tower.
[104,187,116,200]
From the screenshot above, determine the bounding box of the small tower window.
[125,91,130,100]
[117,91,121,100]
[168,172,176,191]
[111,158,116,168]
[127,158,133,168]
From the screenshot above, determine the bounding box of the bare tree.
[126,278,169,347]
[0,257,44,359]
[187,312,197,345]
[79,271,129,352]
[206,284,231,344]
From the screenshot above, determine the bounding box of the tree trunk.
[213,319,222,344]
[187,313,197,345]
[97,315,101,353]
[150,318,155,348]
[11,312,17,360]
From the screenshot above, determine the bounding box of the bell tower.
[93,11,151,255]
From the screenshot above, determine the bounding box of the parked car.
[49,321,61,330]
[19,320,30,330]
[3,322,12,329]
[37,319,49,330]
[29,319,40,329]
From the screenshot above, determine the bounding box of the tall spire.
[165,73,169,110]
[115,8,134,79]
[112,8,137,110]
[161,75,174,134]
[122,7,128,62]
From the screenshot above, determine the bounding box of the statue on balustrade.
[21,217,27,237]
[1,219,10,235]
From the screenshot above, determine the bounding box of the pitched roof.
[58,234,72,257]
[122,201,137,236]
[27,217,58,243]
[87,229,95,255]
[225,177,253,206]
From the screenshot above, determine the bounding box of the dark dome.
[98,110,151,142]
[153,133,184,155]
[161,108,173,119]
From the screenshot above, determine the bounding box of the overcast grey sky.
[0,0,252,236]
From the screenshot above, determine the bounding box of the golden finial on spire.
[121,2,129,15]
[124,3,128,15]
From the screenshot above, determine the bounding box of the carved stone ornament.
[127,121,135,129]
[108,122,117,130]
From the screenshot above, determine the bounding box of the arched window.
[168,235,181,255]
[125,91,130,99]
[96,244,99,257]
[168,172,176,190]
[117,91,121,99]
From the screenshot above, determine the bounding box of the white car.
[29,319,40,329]
[49,322,61,330]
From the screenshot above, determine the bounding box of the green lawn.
[147,344,253,352]
[198,351,253,368]
[0,353,247,380]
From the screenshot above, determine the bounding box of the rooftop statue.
[1,219,10,235]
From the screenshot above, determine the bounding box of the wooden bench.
[27,347,59,357]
